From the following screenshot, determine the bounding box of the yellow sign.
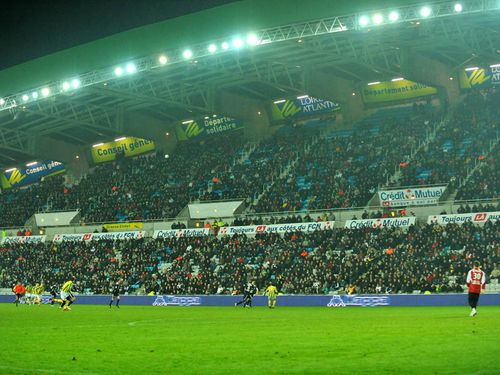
[459,67,499,89]
[91,137,155,163]
[362,79,437,103]
[102,222,144,231]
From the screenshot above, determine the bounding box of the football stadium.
[0,0,499,374]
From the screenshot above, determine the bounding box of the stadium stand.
[1,222,498,295]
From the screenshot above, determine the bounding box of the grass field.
[0,304,499,375]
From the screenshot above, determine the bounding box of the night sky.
[0,0,238,70]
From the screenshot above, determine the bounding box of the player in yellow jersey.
[61,276,76,311]
[33,283,44,305]
[25,284,33,305]
[264,282,278,309]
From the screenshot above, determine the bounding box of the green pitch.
[0,305,499,375]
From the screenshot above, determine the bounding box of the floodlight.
[62,81,71,91]
[490,64,500,68]
[274,99,286,104]
[22,94,29,102]
[454,3,462,12]
[126,63,136,74]
[5,168,16,172]
[465,67,479,71]
[367,81,381,85]
[32,92,39,99]
[247,33,259,45]
[389,11,399,22]
[114,137,126,141]
[297,95,309,99]
[183,49,193,59]
[221,42,229,50]
[182,120,193,124]
[391,77,404,81]
[420,7,431,17]
[114,67,124,76]
[373,14,383,24]
[0,98,5,106]
[359,16,369,26]
[72,79,81,88]
[26,161,38,167]
[41,88,50,97]
[208,44,217,53]
[158,55,168,65]
[92,143,104,148]
[232,37,244,49]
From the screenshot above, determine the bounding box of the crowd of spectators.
[398,88,499,188]
[455,143,499,201]
[255,105,439,212]
[1,222,497,295]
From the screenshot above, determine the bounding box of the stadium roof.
[0,0,499,167]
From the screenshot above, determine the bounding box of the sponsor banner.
[327,295,390,307]
[176,116,243,141]
[1,235,46,244]
[152,295,201,306]
[271,96,340,122]
[459,66,500,89]
[345,217,415,230]
[427,211,500,225]
[362,79,437,103]
[102,222,144,231]
[0,160,65,190]
[217,221,334,236]
[53,231,145,242]
[153,228,210,238]
[91,137,155,164]
[378,186,447,207]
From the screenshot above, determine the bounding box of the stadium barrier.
[1,294,499,307]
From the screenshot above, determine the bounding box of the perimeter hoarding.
[1,235,46,244]
[217,221,334,236]
[53,231,145,242]
[176,116,243,141]
[428,211,500,225]
[0,161,65,190]
[91,137,155,164]
[459,66,500,89]
[271,96,340,122]
[378,186,447,207]
[362,79,437,103]
[345,217,415,230]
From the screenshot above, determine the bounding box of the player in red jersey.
[466,261,485,317]
[12,282,26,307]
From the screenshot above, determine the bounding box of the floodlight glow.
[114,137,126,141]
[465,67,479,71]
[114,67,124,76]
[0,98,5,106]
[26,161,38,167]
[367,81,381,85]
[221,42,229,50]
[41,88,50,97]
[32,92,39,99]
[232,37,244,49]
[273,99,286,104]
[62,81,71,91]
[5,168,16,172]
[22,94,29,102]
[208,44,217,53]
[489,63,500,68]
[389,11,399,22]
[391,77,404,81]
[126,63,136,74]
[359,16,369,26]
[454,3,462,12]
[182,120,193,124]
[182,49,193,59]
[297,95,309,99]
[420,7,431,17]
[373,14,383,24]
[71,79,81,88]
[247,33,259,45]
[92,143,104,148]
[158,55,168,65]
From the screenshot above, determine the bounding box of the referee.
[109,282,122,308]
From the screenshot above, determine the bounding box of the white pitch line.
[0,365,101,375]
